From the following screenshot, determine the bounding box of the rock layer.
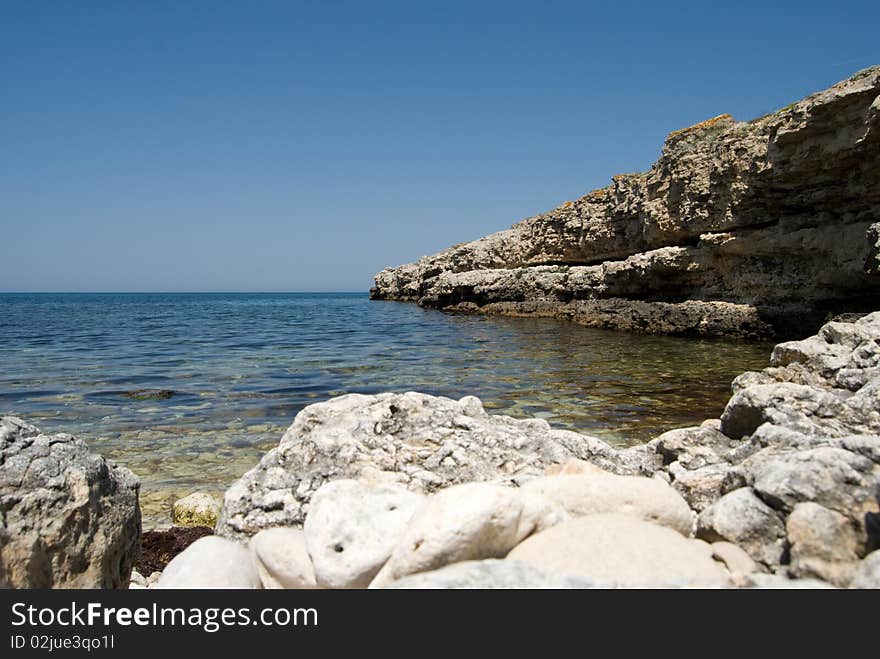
[371,67,880,338]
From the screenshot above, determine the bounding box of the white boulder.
[155,536,260,589]
[304,480,424,588]
[250,528,317,589]
[369,483,561,588]
[519,473,695,536]
[507,514,731,587]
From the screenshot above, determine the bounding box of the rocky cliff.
[197,311,880,588]
[371,67,880,338]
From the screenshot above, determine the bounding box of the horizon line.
[0,290,369,295]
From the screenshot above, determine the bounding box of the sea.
[0,292,772,526]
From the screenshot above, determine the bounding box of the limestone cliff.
[371,67,880,338]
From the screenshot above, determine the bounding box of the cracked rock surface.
[0,417,141,588]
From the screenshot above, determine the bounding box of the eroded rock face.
[851,550,880,588]
[0,417,141,589]
[371,67,880,338]
[215,392,643,539]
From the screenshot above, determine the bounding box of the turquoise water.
[0,292,771,525]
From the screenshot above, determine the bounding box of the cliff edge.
[371,67,880,338]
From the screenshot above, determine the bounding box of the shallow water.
[0,292,772,526]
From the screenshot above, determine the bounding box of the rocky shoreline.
[2,312,879,588]
[371,67,880,339]
[3,67,879,589]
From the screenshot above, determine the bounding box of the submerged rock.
[173,492,222,528]
[0,416,141,589]
[120,389,175,400]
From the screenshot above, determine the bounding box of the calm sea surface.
[0,292,772,526]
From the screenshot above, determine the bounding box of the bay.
[0,292,771,526]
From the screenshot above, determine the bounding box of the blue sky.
[2,1,878,292]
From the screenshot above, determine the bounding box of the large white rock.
[369,483,560,588]
[216,392,643,538]
[155,536,260,589]
[507,514,731,588]
[384,559,595,589]
[304,480,424,588]
[519,473,695,536]
[250,528,316,589]
[514,488,570,540]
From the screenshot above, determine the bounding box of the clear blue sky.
[2,1,878,292]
